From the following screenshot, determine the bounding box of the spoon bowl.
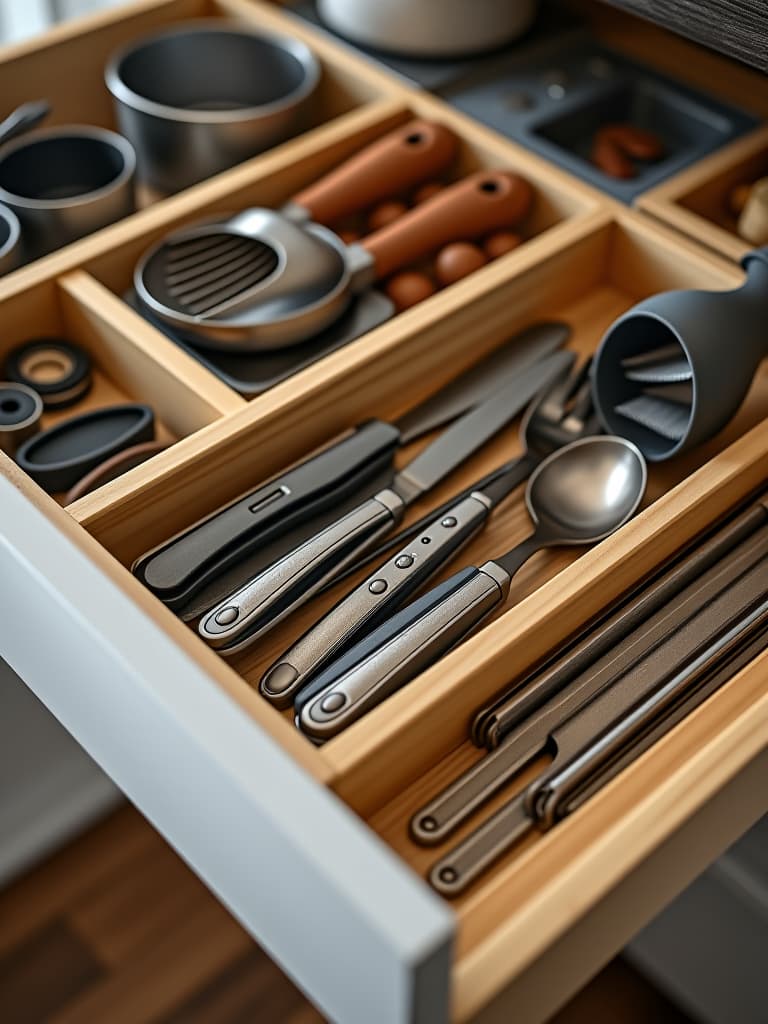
[526,435,647,545]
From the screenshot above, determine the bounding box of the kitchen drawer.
[2,201,768,1022]
[638,124,768,264]
[1,2,768,1022]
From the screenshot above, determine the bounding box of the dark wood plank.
[601,0,768,71]
[0,918,105,1024]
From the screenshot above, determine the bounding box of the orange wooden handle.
[292,120,459,225]
[361,170,533,280]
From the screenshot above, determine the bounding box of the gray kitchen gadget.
[592,245,768,461]
[0,204,20,275]
[295,435,646,742]
[261,354,597,709]
[200,350,573,656]
[106,20,321,194]
[136,169,531,351]
[0,382,43,455]
[0,126,136,262]
[442,34,758,203]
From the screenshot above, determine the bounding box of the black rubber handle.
[133,420,400,610]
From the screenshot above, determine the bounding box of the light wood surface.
[639,125,768,264]
[0,1,767,1020]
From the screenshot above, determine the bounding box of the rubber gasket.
[5,338,92,410]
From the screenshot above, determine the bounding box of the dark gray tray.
[441,34,759,203]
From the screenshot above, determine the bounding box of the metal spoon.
[0,101,51,148]
[296,436,647,743]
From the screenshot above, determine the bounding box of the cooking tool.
[15,404,154,493]
[262,353,595,708]
[0,204,20,275]
[0,382,43,456]
[134,321,568,614]
[0,127,136,262]
[135,168,533,350]
[592,245,768,460]
[106,21,321,195]
[200,350,571,656]
[5,338,91,410]
[429,562,768,897]
[411,515,768,846]
[0,100,50,147]
[317,0,538,57]
[64,441,168,504]
[295,436,646,741]
[474,497,768,749]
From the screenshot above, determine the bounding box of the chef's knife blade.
[200,350,572,655]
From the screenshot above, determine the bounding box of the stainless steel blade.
[622,345,693,383]
[395,322,571,444]
[393,350,575,501]
[615,394,690,441]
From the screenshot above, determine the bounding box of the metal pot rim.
[0,204,20,258]
[0,126,136,211]
[105,20,321,125]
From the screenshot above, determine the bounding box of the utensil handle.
[262,493,492,708]
[361,171,534,279]
[0,99,50,147]
[295,565,508,742]
[291,120,458,225]
[133,420,401,609]
[198,489,406,653]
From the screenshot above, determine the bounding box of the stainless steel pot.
[106,21,321,196]
[0,126,136,262]
[0,204,20,275]
[317,0,538,57]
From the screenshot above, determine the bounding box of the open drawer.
[2,203,767,1023]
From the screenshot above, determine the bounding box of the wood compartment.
[0,271,243,505]
[0,0,394,290]
[638,124,768,263]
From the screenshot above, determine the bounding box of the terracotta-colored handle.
[361,170,533,280]
[592,123,663,179]
[291,120,458,225]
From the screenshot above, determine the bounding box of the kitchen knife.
[261,356,576,708]
[133,321,569,611]
[199,349,574,654]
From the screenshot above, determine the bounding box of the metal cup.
[105,21,321,196]
[0,204,20,275]
[0,126,136,262]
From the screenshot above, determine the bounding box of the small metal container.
[106,21,321,195]
[0,127,136,262]
[0,204,20,275]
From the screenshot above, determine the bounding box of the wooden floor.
[0,806,692,1023]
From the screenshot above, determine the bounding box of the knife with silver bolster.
[200,349,574,655]
[135,321,569,613]
[259,363,573,709]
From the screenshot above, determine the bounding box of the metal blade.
[615,394,690,441]
[622,345,692,384]
[395,321,571,445]
[394,350,575,502]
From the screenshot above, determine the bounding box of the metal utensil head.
[526,435,646,543]
[135,209,363,349]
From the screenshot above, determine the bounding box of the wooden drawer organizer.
[1,2,767,1022]
[639,124,768,264]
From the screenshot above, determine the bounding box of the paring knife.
[261,356,577,708]
[199,349,574,655]
[133,321,569,612]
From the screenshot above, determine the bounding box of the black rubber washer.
[4,338,92,409]
[0,382,41,425]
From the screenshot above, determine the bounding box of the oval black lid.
[15,403,155,493]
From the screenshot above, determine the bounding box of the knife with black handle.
[200,351,573,655]
[134,321,569,613]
